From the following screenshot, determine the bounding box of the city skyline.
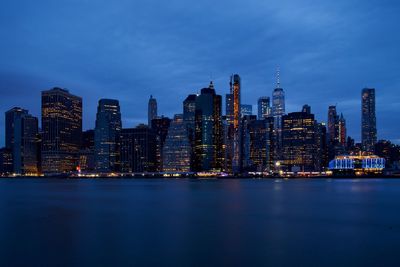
[1,0,400,147]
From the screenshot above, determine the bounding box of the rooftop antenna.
[276,66,281,88]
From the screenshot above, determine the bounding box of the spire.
[276,66,281,88]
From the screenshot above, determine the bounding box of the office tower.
[362,88,377,152]
[194,81,223,172]
[241,104,253,117]
[231,74,242,173]
[258,96,271,119]
[5,107,39,174]
[0,148,13,175]
[225,92,234,172]
[327,105,341,160]
[119,128,134,173]
[248,117,274,172]
[41,88,82,174]
[272,70,285,161]
[338,113,347,147]
[148,95,157,126]
[163,114,191,172]
[133,125,156,172]
[282,111,316,172]
[151,116,171,172]
[120,125,156,173]
[94,99,122,172]
[79,130,95,171]
[241,115,257,170]
[315,122,328,171]
[183,94,197,170]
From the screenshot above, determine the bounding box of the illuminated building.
[148,95,157,126]
[374,140,400,169]
[329,155,385,176]
[246,117,274,172]
[5,107,39,174]
[241,104,253,116]
[0,148,13,175]
[315,122,328,171]
[327,105,345,160]
[194,81,223,172]
[183,94,197,171]
[151,116,171,172]
[224,92,234,172]
[162,114,191,172]
[94,99,122,172]
[232,74,242,173]
[79,130,95,171]
[338,113,347,147]
[272,69,285,161]
[120,125,156,173]
[41,88,82,174]
[362,88,377,152]
[282,110,317,172]
[241,115,257,170]
[257,96,271,119]
[119,128,134,173]
[131,125,156,172]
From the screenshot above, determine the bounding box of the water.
[1,178,400,267]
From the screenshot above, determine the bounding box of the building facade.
[361,88,377,152]
[94,99,122,172]
[41,88,82,174]
[162,114,191,173]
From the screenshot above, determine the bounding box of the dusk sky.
[1,0,399,146]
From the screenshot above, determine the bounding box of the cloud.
[0,0,399,146]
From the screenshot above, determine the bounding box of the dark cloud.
[0,0,399,146]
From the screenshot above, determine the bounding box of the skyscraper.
[5,107,27,173]
[133,125,156,173]
[315,122,328,171]
[79,130,95,172]
[94,99,122,172]
[183,94,197,171]
[163,114,191,173]
[232,74,242,173]
[194,81,223,172]
[362,88,377,152]
[151,116,171,172]
[272,70,285,160]
[327,105,339,145]
[338,113,347,147]
[248,117,274,172]
[148,95,157,126]
[120,125,156,173]
[282,111,317,172]
[224,92,234,172]
[257,96,271,119]
[5,107,39,174]
[41,88,82,174]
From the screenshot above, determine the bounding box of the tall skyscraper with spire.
[148,95,157,126]
[361,88,377,152]
[194,81,223,172]
[272,68,285,161]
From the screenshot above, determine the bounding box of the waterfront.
[1,178,400,266]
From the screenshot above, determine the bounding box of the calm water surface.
[1,178,400,266]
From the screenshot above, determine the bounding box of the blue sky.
[1,0,399,146]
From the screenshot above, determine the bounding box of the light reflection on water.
[0,178,399,267]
